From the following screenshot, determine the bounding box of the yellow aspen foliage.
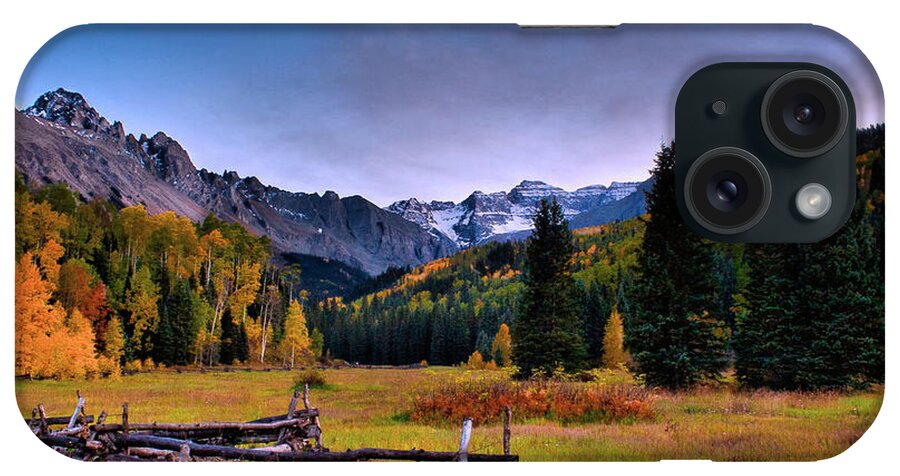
[59,308,100,379]
[602,306,627,369]
[15,252,64,378]
[491,323,512,367]
[244,317,263,363]
[99,316,125,377]
[199,229,229,290]
[466,350,485,370]
[120,204,152,274]
[126,267,160,355]
[16,253,101,379]
[15,197,69,256]
[150,211,200,278]
[229,261,262,321]
[36,238,65,285]
[281,299,311,368]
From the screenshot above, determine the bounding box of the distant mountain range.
[15,88,649,275]
[15,88,455,274]
[386,179,650,247]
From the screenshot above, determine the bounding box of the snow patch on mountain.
[386,179,644,248]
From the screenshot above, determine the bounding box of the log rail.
[27,389,518,462]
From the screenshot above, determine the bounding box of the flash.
[795,183,832,220]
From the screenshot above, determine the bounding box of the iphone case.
[14,24,884,462]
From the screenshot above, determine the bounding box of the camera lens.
[761,70,848,158]
[709,175,746,211]
[684,147,771,234]
[793,104,815,124]
[716,180,739,202]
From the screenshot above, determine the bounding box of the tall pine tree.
[735,129,884,390]
[154,278,200,366]
[625,142,727,389]
[512,199,586,379]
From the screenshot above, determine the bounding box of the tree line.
[15,175,321,379]
[622,133,884,390]
[310,127,883,391]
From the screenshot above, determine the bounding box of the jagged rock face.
[24,88,126,145]
[386,179,646,248]
[15,88,457,274]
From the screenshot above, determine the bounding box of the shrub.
[293,368,328,390]
[411,374,654,425]
[124,359,144,373]
[465,351,485,370]
[97,355,121,379]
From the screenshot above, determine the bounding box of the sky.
[17,24,884,206]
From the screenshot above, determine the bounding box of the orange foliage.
[36,238,64,285]
[491,323,512,367]
[374,258,453,300]
[15,252,100,379]
[465,351,485,369]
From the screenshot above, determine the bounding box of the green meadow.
[15,366,882,461]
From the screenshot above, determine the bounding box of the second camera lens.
[761,70,848,158]
[684,147,772,235]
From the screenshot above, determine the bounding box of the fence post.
[503,406,512,456]
[458,417,473,462]
[68,391,86,429]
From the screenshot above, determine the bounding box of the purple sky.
[17,24,883,206]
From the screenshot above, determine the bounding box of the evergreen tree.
[733,244,805,388]
[735,131,884,390]
[736,193,884,389]
[475,330,492,362]
[235,321,250,363]
[578,281,612,367]
[625,143,727,389]
[310,328,324,359]
[429,307,448,365]
[154,278,199,366]
[512,199,587,379]
[219,306,241,365]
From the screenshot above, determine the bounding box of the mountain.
[386,179,647,247]
[568,179,652,229]
[15,88,457,275]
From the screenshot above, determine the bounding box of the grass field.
[15,367,882,461]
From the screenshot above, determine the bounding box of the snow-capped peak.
[384,178,647,248]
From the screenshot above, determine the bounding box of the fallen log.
[245,409,318,424]
[94,417,309,433]
[39,435,104,452]
[111,434,518,461]
[52,425,89,437]
[130,428,300,442]
[129,447,175,459]
[24,415,95,426]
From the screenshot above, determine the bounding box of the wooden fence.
[26,387,518,462]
